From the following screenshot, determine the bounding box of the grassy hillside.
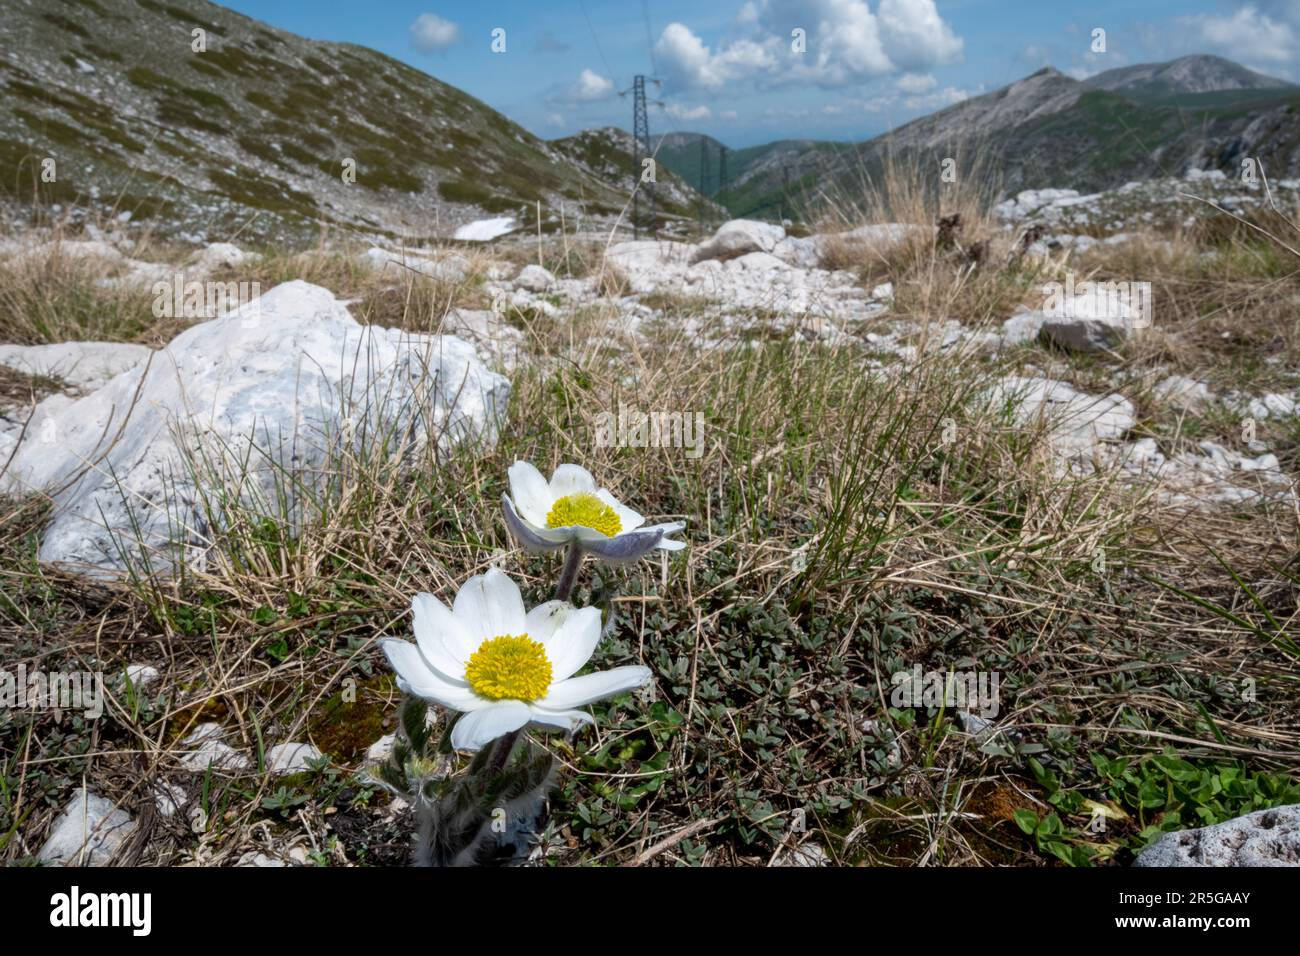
[0,0,662,243]
[551,127,725,227]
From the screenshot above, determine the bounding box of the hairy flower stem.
[486,728,521,775]
[554,540,585,602]
[412,800,436,867]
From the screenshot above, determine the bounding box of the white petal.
[536,665,651,710]
[638,521,687,551]
[381,639,481,711]
[527,706,595,732]
[549,463,598,498]
[537,605,602,681]
[450,700,531,751]
[508,460,555,526]
[453,567,527,643]
[597,489,645,532]
[411,592,472,679]
[519,516,578,544]
[525,599,574,643]
[503,495,573,551]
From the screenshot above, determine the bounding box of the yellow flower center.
[546,492,622,537]
[464,634,553,701]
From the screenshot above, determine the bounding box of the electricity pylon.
[630,75,654,239]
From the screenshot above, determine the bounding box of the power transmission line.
[642,0,659,79]
[577,0,617,88]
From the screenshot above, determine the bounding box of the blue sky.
[221,1,1299,147]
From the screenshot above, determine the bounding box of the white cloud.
[876,0,963,71]
[655,22,775,90]
[1138,3,1297,71]
[784,0,895,82]
[665,103,713,121]
[545,112,566,127]
[568,68,615,101]
[720,109,740,121]
[895,72,936,94]
[1181,4,1296,63]
[409,13,459,53]
[653,0,963,92]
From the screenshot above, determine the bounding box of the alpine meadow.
[1,0,1299,901]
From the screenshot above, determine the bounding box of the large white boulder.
[691,219,786,263]
[0,280,509,576]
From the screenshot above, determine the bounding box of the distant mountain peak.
[681,53,1300,220]
[1084,54,1294,95]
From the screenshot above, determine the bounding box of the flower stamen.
[465,634,552,701]
[546,492,622,537]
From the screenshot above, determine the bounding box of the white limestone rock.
[365,733,396,765]
[1153,375,1213,410]
[266,742,325,775]
[37,789,136,866]
[362,246,469,282]
[153,781,188,819]
[188,242,259,273]
[993,376,1135,458]
[1001,308,1045,346]
[237,851,288,867]
[439,308,525,370]
[124,663,161,691]
[1134,805,1300,866]
[773,842,831,867]
[1039,284,1148,352]
[691,219,786,263]
[178,723,250,772]
[0,281,509,576]
[514,264,556,293]
[1244,392,1297,421]
[770,236,821,269]
[0,341,153,393]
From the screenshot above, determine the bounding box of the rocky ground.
[2,168,1298,867]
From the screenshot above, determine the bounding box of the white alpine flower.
[503,461,685,562]
[381,568,651,752]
